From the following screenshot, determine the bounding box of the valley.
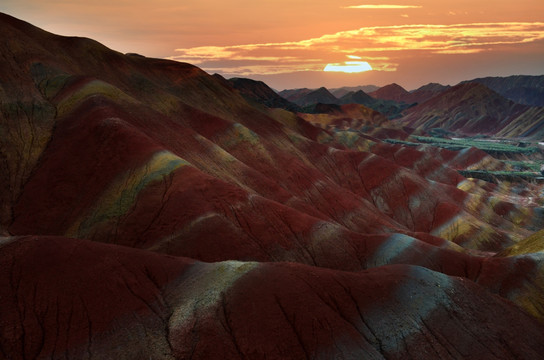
[1,12,544,359]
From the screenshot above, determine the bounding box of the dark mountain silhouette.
[228,77,302,112]
[2,12,544,359]
[339,89,375,104]
[278,87,313,102]
[285,86,339,107]
[330,84,380,98]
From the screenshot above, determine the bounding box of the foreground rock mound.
[2,236,544,359]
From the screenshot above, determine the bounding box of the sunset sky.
[2,0,544,90]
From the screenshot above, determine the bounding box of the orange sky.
[2,0,544,90]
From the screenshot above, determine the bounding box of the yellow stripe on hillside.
[501,229,544,256]
[66,150,190,238]
[57,79,138,117]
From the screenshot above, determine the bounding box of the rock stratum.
[2,12,544,359]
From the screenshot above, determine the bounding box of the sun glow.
[323,61,373,73]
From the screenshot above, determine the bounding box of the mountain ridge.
[400,82,544,137]
[462,75,544,106]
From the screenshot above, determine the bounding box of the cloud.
[343,5,423,9]
[434,49,485,54]
[193,63,326,76]
[169,22,544,76]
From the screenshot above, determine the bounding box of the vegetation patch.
[413,136,540,155]
[384,136,541,156]
[458,170,544,184]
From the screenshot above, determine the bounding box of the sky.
[2,0,544,90]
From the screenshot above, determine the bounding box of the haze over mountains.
[2,12,544,359]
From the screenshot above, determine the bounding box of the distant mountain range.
[270,76,544,138]
[280,75,544,107]
[278,86,411,119]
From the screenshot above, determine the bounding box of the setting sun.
[324,60,373,73]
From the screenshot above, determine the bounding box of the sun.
[323,60,373,73]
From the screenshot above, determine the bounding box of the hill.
[400,82,544,137]
[409,82,450,103]
[369,83,412,102]
[462,75,544,106]
[339,89,375,104]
